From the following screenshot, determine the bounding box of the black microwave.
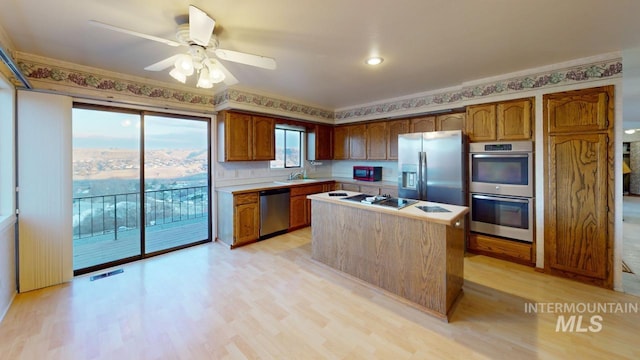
[353,166,382,181]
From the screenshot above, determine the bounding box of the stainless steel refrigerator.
[398,130,466,206]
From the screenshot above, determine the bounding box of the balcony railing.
[73,186,209,240]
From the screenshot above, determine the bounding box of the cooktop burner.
[341,194,418,210]
[416,205,451,213]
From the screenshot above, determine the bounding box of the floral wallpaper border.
[214,89,334,121]
[13,52,622,122]
[16,56,216,109]
[335,58,623,121]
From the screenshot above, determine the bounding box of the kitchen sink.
[273,179,319,185]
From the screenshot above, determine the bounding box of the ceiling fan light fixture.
[210,68,225,84]
[197,67,213,88]
[169,67,187,83]
[175,54,194,75]
[205,60,226,83]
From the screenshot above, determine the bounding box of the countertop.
[307,191,468,227]
[216,178,335,194]
[215,177,396,194]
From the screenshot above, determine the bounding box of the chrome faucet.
[288,170,305,180]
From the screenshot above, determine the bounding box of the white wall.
[0,72,16,322]
[0,223,15,322]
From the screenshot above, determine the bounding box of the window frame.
[271,127,304,169]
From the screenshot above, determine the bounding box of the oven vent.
[90,268,123,281]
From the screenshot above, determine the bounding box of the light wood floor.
[1,228,639,359]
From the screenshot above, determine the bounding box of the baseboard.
[0,291,16,324]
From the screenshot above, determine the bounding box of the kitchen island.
[307,191,468,321]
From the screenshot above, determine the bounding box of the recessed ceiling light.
[366,57,384,66]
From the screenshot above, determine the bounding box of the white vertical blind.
[17,91,73,292]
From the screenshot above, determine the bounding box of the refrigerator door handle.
[421,151,428,200]
[417,152,423,198]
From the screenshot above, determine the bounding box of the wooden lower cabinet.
[234,201,260,246]
[468,233,533,266]
[217,191,260,248]
[289,195,308,230]
[335,182,398,197]
[339,183,360,192]
[289,182,335,230]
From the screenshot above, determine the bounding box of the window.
[270,127,303,168]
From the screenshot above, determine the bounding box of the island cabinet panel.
[310,198,465,321]
[366,122,387,160]
[387,119,410,160]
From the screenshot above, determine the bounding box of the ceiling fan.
[89,5,276,89]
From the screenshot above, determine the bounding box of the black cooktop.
[341,194,418,210]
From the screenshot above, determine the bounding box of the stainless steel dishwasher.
[259,187,290,239]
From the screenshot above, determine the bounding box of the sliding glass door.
[72,105,210,274]
[72,107,142,270]
[143,114,210,253]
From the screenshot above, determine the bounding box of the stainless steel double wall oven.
[469,141,534,242]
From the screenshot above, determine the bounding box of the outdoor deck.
[73,217,209,270]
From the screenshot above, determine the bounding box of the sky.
[72,108,208,150]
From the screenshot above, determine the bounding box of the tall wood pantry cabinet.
[543,86,614,289]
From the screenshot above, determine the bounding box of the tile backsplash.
[214,159,398,187]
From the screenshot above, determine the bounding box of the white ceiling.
[1,0,640,111]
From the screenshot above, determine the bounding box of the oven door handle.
[471,154,529,158]
[471,194,530,203]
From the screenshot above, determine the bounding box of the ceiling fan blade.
[214,60,239,86]
[189,5,215,46]
[89,20,182,47]
[144,54,182,71]
[214,49,277,70]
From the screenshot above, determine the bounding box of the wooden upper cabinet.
[497,99,532,140]
[366,122,387,160]
[221,111,253,161]
[410,116,436,133]
[333,126,350,160]
[218,111,275,162]
[252,116,275,160]
[316,124,333,160]
[349,124,367,160]
[545,88,610,133]
[307,123,333,161]
[387,119,409,160]
[465,104,497,142]
[436,113,465,131]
